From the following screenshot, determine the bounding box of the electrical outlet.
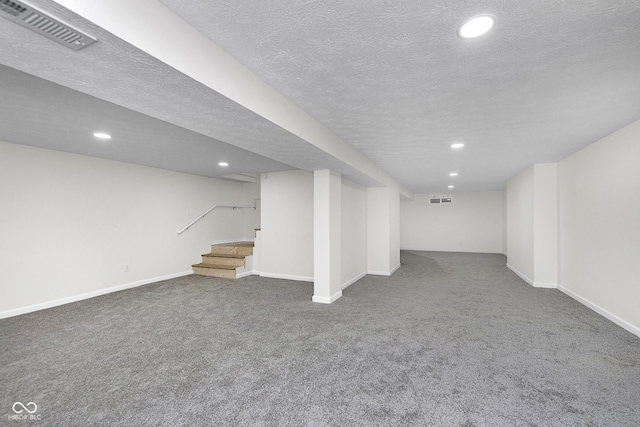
[124,264,130,272]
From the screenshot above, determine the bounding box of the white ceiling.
[2,0,640,194]
[0,63,294,178]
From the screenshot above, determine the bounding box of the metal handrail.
[177,202,256,235]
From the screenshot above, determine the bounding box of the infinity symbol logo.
[13,402,38,414]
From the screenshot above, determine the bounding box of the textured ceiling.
[160,0,640,192]
[0,63,293,179]
[2,0,640,193]
[0,0,382,187]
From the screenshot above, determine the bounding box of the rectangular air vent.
[0,0,96,50]
[430,195,452,204]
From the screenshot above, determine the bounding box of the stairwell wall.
[0,141,248,318]
[259,170,314,281]
[241,180,261,241]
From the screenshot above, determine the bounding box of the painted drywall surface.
[533,163,558,286]
[558,119,640,332]
[389,186,401,270]
[0,141,247,315]
[502,190,508,255]
[241,180,261,240]
[366,187,400,274]
[341,179,367,287]
[52,0,411,198]
[506,166,535,280]
[400,192,504,253]
[313,170,342,302]
[260,170,314,280]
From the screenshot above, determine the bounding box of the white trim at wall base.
[506,263,558,289]
[259,272,314,282]
[559,286,640,339]
[342,272,366,290]
[390,263,401,275]
[506,263,533,285]
[312,291,342,304]
[236,270,257,279]
[0,271,192,319]
[368,263,401,276]
[533,281,558,289]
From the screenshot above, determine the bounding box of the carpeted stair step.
[210,242,254,256]
[192,263,237,279]
[192,241,254,279]
[201,253,246,268]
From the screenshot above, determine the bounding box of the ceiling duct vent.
[0,0,96,50]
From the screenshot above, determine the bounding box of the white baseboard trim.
[368,263,401,276]
[506,263,534,285]
[312,291,342,304]
[236,270,258,279]
[533,281,558,289]
[342,272,366,290]
[506,263,557,288]
[259,272,314,282]
[390,263,401,275]
[367,269,390,276]
[0,270,192,319]
[558,286,640,339]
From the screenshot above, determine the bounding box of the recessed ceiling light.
[218,162,229,167]
[449,172,458,177]
[93,132,111,140]
[458,15,495,39]
[451,143,465,149]
[448,185,455,189]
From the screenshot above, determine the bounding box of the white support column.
[533,163,558,287]
[313,170,342,303]
[366,187,401,276]
[506,163,558,288]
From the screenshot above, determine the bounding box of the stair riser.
[193,242,253,279]
[210,246,253,256]
[192,266,236,279]
[201,257,245,267]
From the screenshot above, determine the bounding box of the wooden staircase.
[192,242,254,279]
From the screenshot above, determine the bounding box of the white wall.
[341,179,367,288]
[401,192,504,253]
[506,164,558,287]
[533,163,558,286]
[260,170,369,290]
[366,187,401,275]
[0,141,249,317]
[241,180,261,240]
[507,167,535,280]
[389,187,401,270]
[558,119,640,335]
[313,169,342,303]
[260,170,314,281]
[502,190,508,255]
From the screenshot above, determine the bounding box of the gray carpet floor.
[1,251,639,426]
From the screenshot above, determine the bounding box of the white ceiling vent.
[0,0,96,50]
